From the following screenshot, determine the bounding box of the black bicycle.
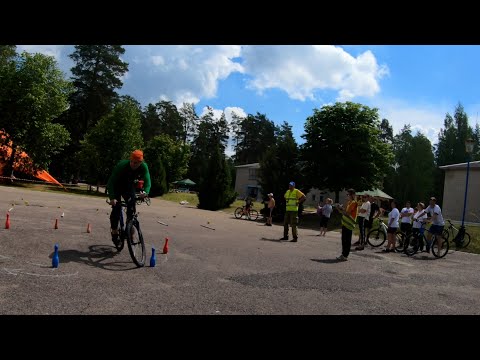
[405,219,449,258]
[107,197,146,267]
[442,219,471,249]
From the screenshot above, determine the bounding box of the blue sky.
[17,45,480,156]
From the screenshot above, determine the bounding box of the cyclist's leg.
[110,194,122,232]
[124,188,137,221]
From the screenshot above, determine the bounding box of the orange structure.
[0,130,63,188]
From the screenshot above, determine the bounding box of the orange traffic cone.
[54,218,58,229]
[163,237,169,254]
[5,213,10,229]
[86,223,91,233]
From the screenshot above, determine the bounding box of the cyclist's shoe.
[280,237,289,241]
[290,238,298,242]
[352,241,360,246]
[355,245,365,251]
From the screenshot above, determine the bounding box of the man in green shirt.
[107,150,151,245]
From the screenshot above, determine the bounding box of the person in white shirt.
[384,199,399,252]
[355,195,371,250]
[424,197,445,254]
[400,201,414,236]
[411,202,428,251]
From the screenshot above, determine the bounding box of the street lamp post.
[456,138,476,246]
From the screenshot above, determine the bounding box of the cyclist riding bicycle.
[107,150,151,245]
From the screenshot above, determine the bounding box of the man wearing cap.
[107,150,151,246]
[281,182,306,242]
[265,193,275,226]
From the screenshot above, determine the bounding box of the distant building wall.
[441,164,480,223]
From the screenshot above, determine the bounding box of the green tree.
[434,103,475,203]
[258,122,301,216]
[179,102,199,145]
[144,134,190,189]
[0,52,72,175]
[379,118,394,144]
[141,103,161,143]
[233,112,276,165]
[79,96,143,186]
[54,45,129,181]
[301,102,393,202]
[383,125,435,206]
[197,143,236,210]
[143,145,167,197]
[187,107,229,184]
[473,123,480,161]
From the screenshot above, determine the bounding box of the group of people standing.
[335,190,445,261]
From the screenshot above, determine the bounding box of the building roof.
[356,188,393,200]
[439,161,480,170]
[235,163,260,169]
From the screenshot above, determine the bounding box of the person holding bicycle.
[107,150,151,245]
[424,196,445,253]
[411,202,428,251]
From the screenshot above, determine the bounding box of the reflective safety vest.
[341,200,357,230]
[284,189,302,212]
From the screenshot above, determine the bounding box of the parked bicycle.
[442,219,471,248]
[136,190,151,206]
[405,219,449,258]
[107,197,146,267]
[234,206,259,221]
[366,218,406,251]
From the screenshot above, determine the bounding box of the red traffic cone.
[5,213,10,229]
[54,218,58,229]
[163,237,169,254]
[86,223,91,233]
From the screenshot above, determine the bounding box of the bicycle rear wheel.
[366,229,386,247]
[234,207,244,219]
[432,236,449,258]
[126,219,146,267]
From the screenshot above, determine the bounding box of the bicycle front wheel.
[432,236,449,258]
[462,232,471,248]
[405,234,420,256]
[367,229,386,247]
[442,229,449,242]
[126,219,146,267]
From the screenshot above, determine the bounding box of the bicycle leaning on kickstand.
[107,195,146,267]
[442,219,471,249]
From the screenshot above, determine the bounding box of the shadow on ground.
[56,245,138,271]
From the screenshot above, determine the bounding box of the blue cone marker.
[150,247,156,267]
[52,243,59,268]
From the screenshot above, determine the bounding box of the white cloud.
[374,98,451,145]
[125,45,243,106]
[16,45,65,60]
[241,45,388,102]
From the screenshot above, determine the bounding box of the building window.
[320,195,324,202]
[248,169,258,180]
[312,194,316,201]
